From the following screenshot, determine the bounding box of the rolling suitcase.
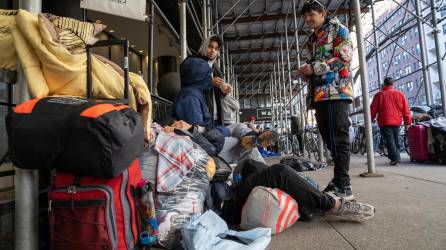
[48,160,143,250]
[408,125,430,162]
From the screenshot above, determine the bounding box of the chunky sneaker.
[324,181,355,201]
[390,160,398,166]
[241,130,279,150]
[324,198,375,223]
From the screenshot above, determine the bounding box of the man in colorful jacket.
[370,77,412,165]
[298,1,354,199]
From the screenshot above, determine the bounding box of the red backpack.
[48,160,142,250]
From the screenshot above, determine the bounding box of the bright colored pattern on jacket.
[306,18,354,103]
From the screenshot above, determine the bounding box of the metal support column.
[16,2,40,250]
[179,0,188,61]
[280,39,289,138]
[353,0,379,176]
[274,63,283,131]
[221,45,226,81]
[430,0,446,112]
[317,131,325,162]
[284,16,293,116]
[207,0,212,36]
[415,0,432,105]
[292,0,306,153]
[147,2,155,92]
[371,0,382,86]
[202,0,208,38]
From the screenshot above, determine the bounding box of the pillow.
[40,13,106,54]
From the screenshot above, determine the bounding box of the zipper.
[120,170,135,249]
[51,199,105,207]
[51,185,118,249]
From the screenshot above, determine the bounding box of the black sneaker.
[324,181,355,201]
[324,198,375,223]
[390,161,398,166]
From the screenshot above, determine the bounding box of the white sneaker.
[324,198,375,223]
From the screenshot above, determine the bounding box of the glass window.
[407,81,414,91]
[405,65,412,75]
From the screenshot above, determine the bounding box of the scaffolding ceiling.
[216,0,371,95]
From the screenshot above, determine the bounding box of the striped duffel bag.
[240,186,300,235]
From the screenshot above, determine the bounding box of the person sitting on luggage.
[221,160,375,224]
[370,77,412,165]
[173,57,278,164]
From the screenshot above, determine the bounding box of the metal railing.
[0,82,14,178]
[151,94,173,125]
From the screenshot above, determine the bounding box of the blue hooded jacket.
[173,57,213,127]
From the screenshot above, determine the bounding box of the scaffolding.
[3,1,446,249]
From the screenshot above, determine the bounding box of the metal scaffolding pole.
[179,0,188,61]
[415,0,433,105]
[292,0,306,154]
[202,0,208,38]
[430,0,446,113]
[274,63,284,131]
[229,56,233,85]
[207,0,212,36]
[371,0,382,86]
[284,15,294,117]
[270,77,274,125]
[353,0,378,176]
[273,69,279,129]
[16,3,40,250]
[225,46,230,82]
[147,3,155,92]
[221,45,226,81]
[152,0,180,39]
[187,2,204,39]
[280,39,289,137]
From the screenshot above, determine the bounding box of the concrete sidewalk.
[266,153,446,250]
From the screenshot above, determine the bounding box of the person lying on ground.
[221,160,375,224]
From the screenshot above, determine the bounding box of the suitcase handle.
[86,39,130,104]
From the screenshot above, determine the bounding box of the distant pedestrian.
[370,77,412,165]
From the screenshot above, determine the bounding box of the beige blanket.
[6,9,152,140]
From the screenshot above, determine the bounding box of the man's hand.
[172,120,193,130]
[212,77,225,87]
[163,126,175,133]
[405,124,411,130]
[298,64,313,76]
[221,83,233,94]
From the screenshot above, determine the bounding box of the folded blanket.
[155,132,207,192]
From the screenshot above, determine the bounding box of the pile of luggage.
[6,40,161,249]
[408,117,446,164]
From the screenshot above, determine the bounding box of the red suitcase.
[408,125,431,162]
[48,160,142,250]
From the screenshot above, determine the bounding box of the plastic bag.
[211,156,232,183]
[155,149,210,249]
[240,186,300,235]
[181,210,271,250]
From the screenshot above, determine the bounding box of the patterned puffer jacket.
[306,17,354,103]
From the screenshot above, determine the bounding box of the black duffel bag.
[6,96,144,177]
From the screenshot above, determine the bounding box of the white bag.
[240,186,300,235]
